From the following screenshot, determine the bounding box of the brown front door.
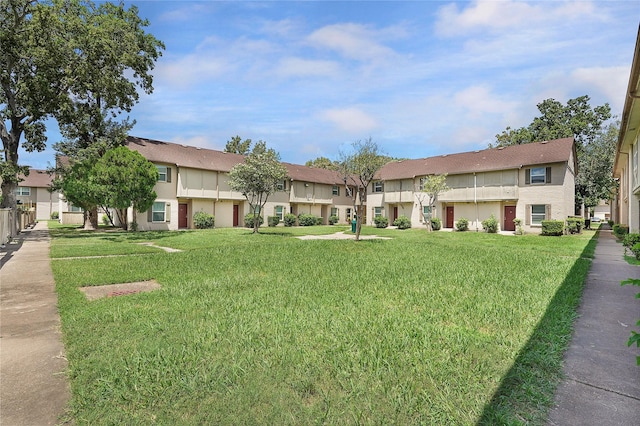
[446,206,454,228]
[178,203,188,229]
[233,205,239,227]
[393,206,398,222]
[503,205,516,231]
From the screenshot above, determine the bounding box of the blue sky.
[21,0,640,169]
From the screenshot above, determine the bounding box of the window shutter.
[165,203,171,222]
[147,208,152,223]
[525,169,531,184]
[546,167,551,184]
[545,204,551,220]
[525,204,530,225]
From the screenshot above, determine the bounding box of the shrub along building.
[57,136,577,234]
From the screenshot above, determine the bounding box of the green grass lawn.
[51,224,596,425]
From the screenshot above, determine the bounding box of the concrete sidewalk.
[548,227,640,425]
[0,222,70,425]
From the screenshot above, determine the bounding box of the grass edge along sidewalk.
[51,225,595,425]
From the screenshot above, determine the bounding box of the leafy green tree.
[224,135,252,155]
[492,96,611,150]
[492,95,612,214]
[93,147,158,230]
[339,138,388,241]
[577,121,619,214]
[228,141,288,233]
[416,174,449,231]
[55,159,105,230]
[305,156,340,170]
[1,0,163,210]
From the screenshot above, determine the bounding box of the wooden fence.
[0,208,36,246]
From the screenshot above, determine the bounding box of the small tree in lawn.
[55,159,106,230]
[418,174,449,232]
[228,141,287,233]
[339,138,388,241]
[93,147,158,230]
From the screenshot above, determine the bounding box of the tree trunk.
[355,204,363,241]
[115,208,128,230]
[0,180,17,209]
[83,207,99,230]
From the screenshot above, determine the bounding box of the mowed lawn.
[50,223,596,425]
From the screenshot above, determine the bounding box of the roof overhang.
[614,25,640,177]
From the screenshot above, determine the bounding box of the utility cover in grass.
[80,280,161,301]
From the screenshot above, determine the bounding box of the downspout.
[474,172,479,231]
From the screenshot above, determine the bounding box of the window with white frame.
[530,204,546,225]
[274,205,284,220]
[346,208,352,221]
[330,207,338,218]
[374,207,383,218]
[332,185,340,196]
[276,180,287,191]
[14,187,31,196]
[68,204,83,212]
[157,165,168,182]
[152,202,166,222]
[373,181,384,193]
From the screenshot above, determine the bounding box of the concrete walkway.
[0,222,70,425]
[547,227,640,425]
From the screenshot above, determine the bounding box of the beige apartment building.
[54,136,577,234]
[369,137,577,233]
[613,25,640,232]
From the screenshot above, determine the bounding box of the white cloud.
[306,23,403,63]
[435,0,601,38]
[570,66,630,111]
[454,85,518,118]
[435,0,538,37]
[319,107,378,134]
[274,57,341,79]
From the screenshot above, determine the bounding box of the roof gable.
[379,137,575,180]
[18,169,53,188]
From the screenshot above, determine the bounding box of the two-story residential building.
[613,25,640,232]
[124,137,353,230]
[369,137,577,233]
[55,135,576,234]
[15,169,59,221]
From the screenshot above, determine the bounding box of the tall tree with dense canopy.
[224,135,252,155]
[1,0,164,211]
[492,95,612,214]
[339,138,388,241]
[305,156,340,170]
[228,141,288,233]
[576,121,619,214]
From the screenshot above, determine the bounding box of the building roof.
[283,162,344,186]
[126,136,345,185]
[378,137,576,180]
[18,169,53,188]
[126,136,246,172]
